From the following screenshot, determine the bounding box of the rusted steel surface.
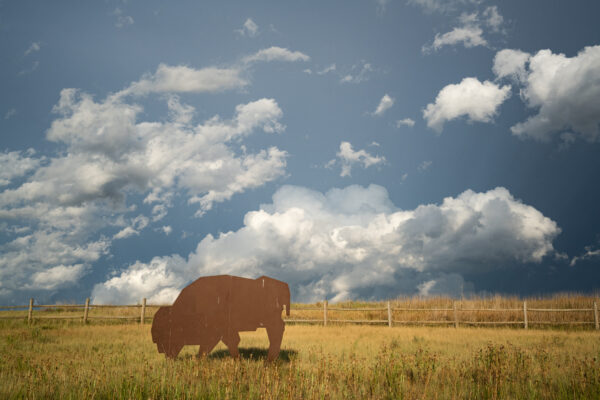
[151,275,290,361]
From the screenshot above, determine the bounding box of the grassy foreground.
[1,321,599,399]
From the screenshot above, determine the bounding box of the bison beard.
[151,275,290,361]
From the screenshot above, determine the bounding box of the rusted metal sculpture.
[151,275,290,361]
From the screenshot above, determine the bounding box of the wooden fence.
[290,300,600,329]
[1,298,598,330]
[0,298,166,325]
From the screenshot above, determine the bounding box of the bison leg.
[265,319,285,361]
[165,341,183,359]
[223,331,241,359]
[197,334,220,358]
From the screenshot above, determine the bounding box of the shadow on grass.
[165,347,294,363]
[209,347,297,362]
[176,347,297,363]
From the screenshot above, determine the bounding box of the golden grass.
[0,321,599,399]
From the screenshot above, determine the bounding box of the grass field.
[1,319,599,399]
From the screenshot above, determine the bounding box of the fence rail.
[0,298,598,330]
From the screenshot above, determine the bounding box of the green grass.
[1,321,599,399]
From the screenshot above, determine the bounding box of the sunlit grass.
[1,320,599,399]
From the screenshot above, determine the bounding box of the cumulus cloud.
[396,118,416,128]
[92,255,188,304]
[0,149,43,186]
[236,18,259,37]
[373,94,395,116]
[242,46,310,64]
[499,45,600,143]
[423,77,511,132]
[0,229,109,297]
[493,49,531,82]
[92,184,560,304]
[328,142,386,177]
[0,64,289,302]
[29,264,87,290]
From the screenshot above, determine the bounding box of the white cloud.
[0,229,109,297]
[92,184,560,303]
[331,141,386,177]
[113,226,139,239]
[0,149,43,187]
[92,255,188,304]
[161,226,172,235]
[117,64,247,97]
[24,42,41,56]
[114,8,134,28]
[570,243,600,266]
[421,5,505,53]
[0,67,288,302]
[39,91,288,214]
[423,77,511,132]
[236,18,259,37]
[340,61,374,84]
[493,49,531,82]
[426,25,487,52]
[242,46,310,64]
[29,264,87,290]
[396,118,416,127]
[483,6,504,32]
[418,160,432,171]
[317,64,337,75]
[408,0,486,14]
[373,94,395,116]
[506,46,600,143]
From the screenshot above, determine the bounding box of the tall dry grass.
[0,322,599,399]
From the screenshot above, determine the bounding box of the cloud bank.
[92,184,560,304]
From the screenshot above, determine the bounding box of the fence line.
[0,298,598,330]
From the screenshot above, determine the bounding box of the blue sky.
[1,0,600,305]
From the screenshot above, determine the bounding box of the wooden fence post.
[523,301,528,330]
[28,298,33,325]
[594,301,599,331]
[141,298,146,325]
[83,298,90,324]
[453,301,459,328]
[324,300,328,327]
[387,301,392,328]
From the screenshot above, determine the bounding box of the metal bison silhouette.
[151,275,290,361]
